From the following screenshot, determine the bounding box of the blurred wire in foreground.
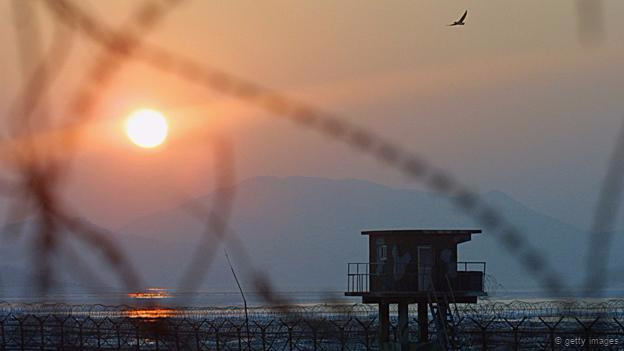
[2,0,185,297]
[585,119,624,296]
[175,137,236,299]
[577,0,605,46]
[45,0,568,297]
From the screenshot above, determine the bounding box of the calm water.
[0,289,354,307]
[3,287,624,307]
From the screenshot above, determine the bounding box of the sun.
[125,109,169,148]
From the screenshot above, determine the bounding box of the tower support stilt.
[418,302,428,342]
[398,302,410,350]
[379,302,390,345]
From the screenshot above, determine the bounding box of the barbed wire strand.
[174,137,236,300]
[9,0,71,294]
[44,0,569,297]
[576,0,605,46]
[585,119,624,296]
[1,0,188,298]
[2,5,619,346]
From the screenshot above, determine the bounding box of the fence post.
[78,320,84,351]
[0,318,5,351]
[355,317,374,351]
[287,323,294,351]
[614,317,624,334]
[194,322,202,351]
[116,322,121,350]
[215,323,221,351]
[311,323,318,351]
[261,325,267,351]
[153,321,161,351]
[96,320,101,349]
[57,317,65,351]
[481,322,488,350]
[504,317,525,351]
[539,316,563,351]
[18,317,24,351]
[339,324,346,351]
[37,317,44,351]
[174,324,179,351]
[448,316,464,350]
[575,317,600,351]
[236,325,242,351]
[135,322,140,351]
[469,317,493,351]
[614,317,624,347]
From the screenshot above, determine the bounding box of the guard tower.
[345,229,486,350]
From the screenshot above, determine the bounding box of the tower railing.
[457,261,486,273]
[346,262,486,294]
[347,262,374,293]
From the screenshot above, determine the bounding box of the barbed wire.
[2,312,622,350]
[0,0,618,340]
[2,0,187,297]
[7,0,78,293]
[585,120,624,295]
[41,0,576,298]
[173,137,236,303]
[1,301,624,350]
[577,0,605,46]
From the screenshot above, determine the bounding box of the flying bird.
[449,10,468,26]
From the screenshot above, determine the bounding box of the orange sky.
[0,1,623,229]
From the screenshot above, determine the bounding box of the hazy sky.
[1,1,623,230]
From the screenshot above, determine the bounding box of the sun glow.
[125,109,169,148]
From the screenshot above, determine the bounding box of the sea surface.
[2,287,624,308]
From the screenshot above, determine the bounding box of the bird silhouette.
[449,10,468,26]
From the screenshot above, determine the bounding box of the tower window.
[378,244,388,261]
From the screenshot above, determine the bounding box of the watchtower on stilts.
[345,229,486,350]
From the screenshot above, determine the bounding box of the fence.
[2,301,624,350]
[2,1,621,337]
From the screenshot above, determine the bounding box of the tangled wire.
[0,0,618,319]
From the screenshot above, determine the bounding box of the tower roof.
[361,229,482,236]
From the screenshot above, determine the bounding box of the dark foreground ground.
[1,300,623,350]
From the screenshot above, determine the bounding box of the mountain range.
[2,176,623,301]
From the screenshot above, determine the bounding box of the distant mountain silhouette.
[3,176,624,299]
[118,176,624,295]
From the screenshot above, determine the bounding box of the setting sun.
[125,109,169,148]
